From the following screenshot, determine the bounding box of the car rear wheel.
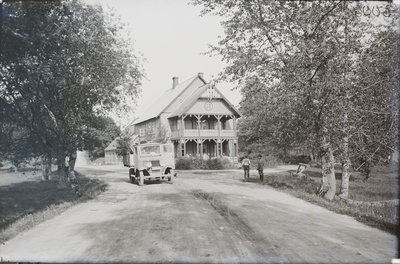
[167,169,173,183]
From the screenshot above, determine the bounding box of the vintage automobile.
[123,142,176,186]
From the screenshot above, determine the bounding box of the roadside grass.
[263,164,398,234]
[0,171,107,243]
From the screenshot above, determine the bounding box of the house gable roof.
[133,74,206,125]
[105,137,119,151]
[168,83,241,118]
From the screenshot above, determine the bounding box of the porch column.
[216,115,222,137]
[181,115,187,138]
[177,118,181,138]
[212,139,219,157]
[180,139,185,157]
[196,139,205,157]
[178,139,182,157]
[183,139,187,156]
[195,114,203,137]
[234,139,238,158]
[174,140,178,157]
[233,116,237,138]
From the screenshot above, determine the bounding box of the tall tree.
[0,0,144,184]
[193,0,397,199]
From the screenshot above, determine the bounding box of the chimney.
[172,77,179,89]
[198,72,204,79]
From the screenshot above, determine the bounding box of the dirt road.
[0,165,397,263]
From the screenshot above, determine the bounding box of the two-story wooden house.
[106,73,240,163]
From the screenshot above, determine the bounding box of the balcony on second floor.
[171,129,235,139]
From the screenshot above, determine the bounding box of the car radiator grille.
[151,160,161,167]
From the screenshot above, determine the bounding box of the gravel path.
[0,165,396,263]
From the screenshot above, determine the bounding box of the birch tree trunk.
[339,112,351,198]
[55,153,69,189]
[41,153,52,181]
[69,150,77,171]
[319,128,336,200]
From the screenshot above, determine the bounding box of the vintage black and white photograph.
[0,0,399,263]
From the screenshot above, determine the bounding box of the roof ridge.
[156,74,206,116]
[133,74,206,124]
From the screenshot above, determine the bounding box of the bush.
[175,157,193,170]
[175,156,234,170]
[280,154,311,164]
[220,157,235,169]
[260,155,280,168]
[205,158,223,170]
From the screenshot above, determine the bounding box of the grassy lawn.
[263,164,399,234]
[0,171,107,243]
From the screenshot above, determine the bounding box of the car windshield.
[163,145,172,153]
[139,145,161,156]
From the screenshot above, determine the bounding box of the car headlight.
[146,162,152,168]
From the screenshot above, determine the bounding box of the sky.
[83,0,398,128]
[84,0,242,128]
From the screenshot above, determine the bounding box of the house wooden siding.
[135,118,159,142]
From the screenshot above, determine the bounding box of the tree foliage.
[193,0,398,199]
[82,116,121,161]
[0,0,144,182]
[115,132,134,157]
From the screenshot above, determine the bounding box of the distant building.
[104,119,137,165]
[104,73,241,164]
[104,138,123,165]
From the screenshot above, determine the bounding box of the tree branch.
[312,1,343,37]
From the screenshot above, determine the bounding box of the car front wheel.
[138,172,144,186]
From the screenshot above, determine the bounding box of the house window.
[147,123,154,136]
[139,128,144,137]
[208,120,214,130]
[221,120,226,130]
[185,119,192,129]
[185,119,197,129]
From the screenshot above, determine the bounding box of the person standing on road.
[242,155,251,181]
[257,154,264,182]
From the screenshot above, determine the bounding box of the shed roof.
[105,137,119,151]
[104,134,139,151]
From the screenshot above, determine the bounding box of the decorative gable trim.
[199,83,222,100]
[168,83,241,118]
